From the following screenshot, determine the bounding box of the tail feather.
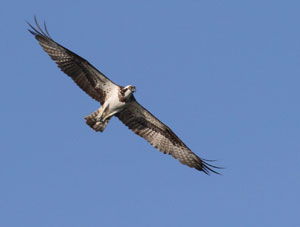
[84,110,111,132]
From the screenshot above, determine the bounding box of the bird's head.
[121,85,136,99]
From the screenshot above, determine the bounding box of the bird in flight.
[28,17,220,174]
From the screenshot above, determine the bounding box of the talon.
[97,116,104,122]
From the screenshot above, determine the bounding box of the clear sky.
[1,1,299,226]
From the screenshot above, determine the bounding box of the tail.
[84,110,111,132]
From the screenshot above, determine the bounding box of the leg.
[84,105,111,132]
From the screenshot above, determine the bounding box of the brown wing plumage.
[28,17,119,105]
[116,100,221,174]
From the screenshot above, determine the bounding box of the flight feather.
[27,17,118,105]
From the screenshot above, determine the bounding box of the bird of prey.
[28,17,220,174]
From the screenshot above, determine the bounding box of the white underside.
[100,87,127,120]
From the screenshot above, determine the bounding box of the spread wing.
[28,17,119,105]
[116,100,221,174]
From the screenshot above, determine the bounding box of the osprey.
[28,17,220,174]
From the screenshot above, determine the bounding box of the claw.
[97,116,104,122]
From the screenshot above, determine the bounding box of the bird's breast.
[105,88,127,113]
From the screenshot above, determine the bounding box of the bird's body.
[85,85,136,132]
[28,17,220,174]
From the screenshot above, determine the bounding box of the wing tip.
[198,159,223,175]
[27,15,52,39]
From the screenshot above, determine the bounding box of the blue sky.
[1,1,299,226]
